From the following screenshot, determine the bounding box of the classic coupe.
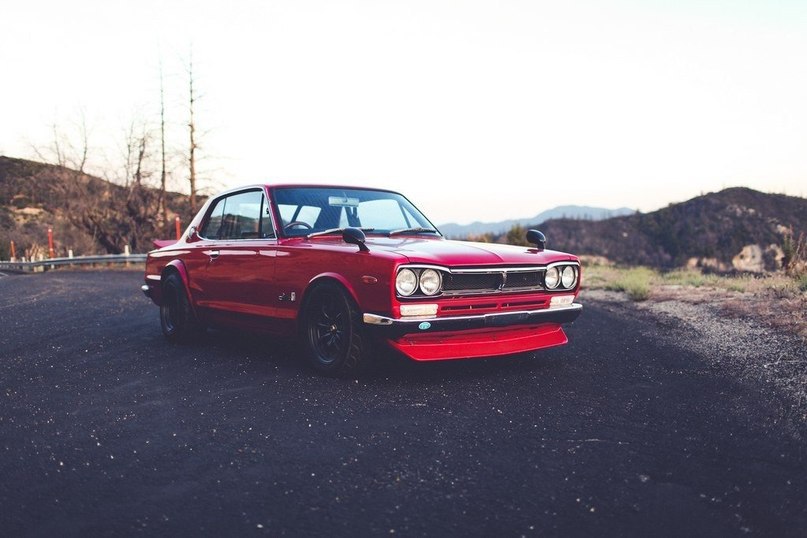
[142,185,582,375]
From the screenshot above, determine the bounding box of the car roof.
[211,184,402,198]
[269,184,400,193]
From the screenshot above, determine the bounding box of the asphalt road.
[1,271,805,537]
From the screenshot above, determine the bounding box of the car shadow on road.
[177,327,566,385]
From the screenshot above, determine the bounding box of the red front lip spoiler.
[362,303,582,338]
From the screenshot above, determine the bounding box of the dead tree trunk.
[158,60,168,225]
[188,55,198,214]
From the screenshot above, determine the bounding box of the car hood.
[363,236,577,267]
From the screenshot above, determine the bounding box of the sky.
[1,0,806,225]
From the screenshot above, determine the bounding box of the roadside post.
[10,240,16,262]
[175,216,181,240]
[48,228,55,258]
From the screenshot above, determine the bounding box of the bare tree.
[158,59,169,225]
[48,123,65,169]
[131,129,147,190]
[18,53,210,255]
[28,111,165,254]
[76,113,89,174]
[120,119,139,188]
[29,114,92,210]
[187,53,199,214]
[31,111,91,176]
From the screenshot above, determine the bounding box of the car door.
[191,188,278,324]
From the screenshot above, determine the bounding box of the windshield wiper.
[387,227,439,236]
[306,227,375,239]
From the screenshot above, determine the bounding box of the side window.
[200,190,274,240]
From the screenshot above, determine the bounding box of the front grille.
[502,271,542,289]
[440,268,545,296]
[443,273,502,292]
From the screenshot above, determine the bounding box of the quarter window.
[199,190,274,240]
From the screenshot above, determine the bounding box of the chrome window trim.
[260,185,279,239]
[197,187,278,242]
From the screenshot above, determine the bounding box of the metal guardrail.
[0,254,147,272]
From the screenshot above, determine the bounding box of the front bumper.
[362,303,582,338]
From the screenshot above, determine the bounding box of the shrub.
[505,224,530,247]
[782,227,806,277]
[798,273,807,293]
[662,269,720,288]
[604,267,654,301]
[764,279,799,299]
[724,276,752,293]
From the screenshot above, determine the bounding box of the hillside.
[0,156,199,259]
[3,157,804,273]
[439,205,634,238]
[505,188,806,272]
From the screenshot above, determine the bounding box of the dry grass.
[597,266,653,301]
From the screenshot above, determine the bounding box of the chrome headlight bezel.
[395,265,446,298]
[419,269,442,296]
[545,262,580,291]
[395,268,419,296]
[561,265,577,289]
[544,266,560,289]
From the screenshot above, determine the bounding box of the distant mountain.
[438,205,634,238]
[496,187,806,272]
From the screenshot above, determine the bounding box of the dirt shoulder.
[582,284,807,439]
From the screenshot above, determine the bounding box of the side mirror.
[187,226,199,241]
[343,227,369,252]
[526,229,546,250]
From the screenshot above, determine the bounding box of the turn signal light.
[550,295,574,308]
[400,304,438,317]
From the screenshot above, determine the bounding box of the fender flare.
[161,260,197,316]
[299,272,362,317]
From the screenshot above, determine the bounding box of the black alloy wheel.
[302,283,366,376]
[160,273,200,342]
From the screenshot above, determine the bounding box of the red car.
[142,185,582,375]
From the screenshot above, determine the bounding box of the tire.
[160,272,201,343]
[301,283,367,376]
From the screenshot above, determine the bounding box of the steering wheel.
[284,221,313,231]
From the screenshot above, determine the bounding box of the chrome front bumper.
[362,303,582,338]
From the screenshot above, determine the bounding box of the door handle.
[209,250,220,260]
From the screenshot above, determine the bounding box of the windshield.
[272,187,439,238]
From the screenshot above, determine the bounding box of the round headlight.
[545,267,560,289]
[396,268,418,296]
[561,266,577,288]
[419,269,442,296]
